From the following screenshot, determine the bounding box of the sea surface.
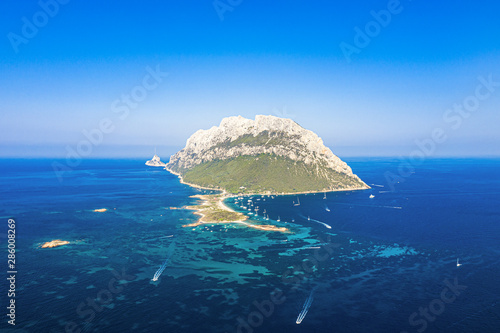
[1,158,499,333]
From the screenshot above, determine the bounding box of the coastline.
[165,165,367,233]
[183,194,289,233]
[165,165,370,196]
[166,166,225,193]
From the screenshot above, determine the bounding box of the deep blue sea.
[1,158,499,333]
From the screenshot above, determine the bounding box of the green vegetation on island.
[166,115,369,195]
[179,154,366,194]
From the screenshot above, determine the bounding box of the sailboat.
[456,258,462,267]
[294,197,300,206]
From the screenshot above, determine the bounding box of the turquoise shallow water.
[0,158,499,332]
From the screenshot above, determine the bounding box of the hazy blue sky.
[1,0,499,158]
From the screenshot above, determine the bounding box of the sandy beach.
[183,194,289,233]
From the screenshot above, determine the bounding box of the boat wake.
[300,214,332,229]
[296,287,317,324]
[152,240,176,282]
[152,260,168,281]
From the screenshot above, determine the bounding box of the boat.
[457,258,462,267]
[323,192,327,199]
[325,207,330,212]
[294,197,300,206]
[277,216,280,222]
[307,216,310,221]
[369,194,375,199]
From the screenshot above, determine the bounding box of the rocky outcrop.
[146,154,166,167]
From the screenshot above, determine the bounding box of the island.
[40,240,70,248]
[146,151,166,167]
[165,115,369,228]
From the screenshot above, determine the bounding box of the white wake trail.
[309,217,332,229]
[151,240,176,282]
[296,287,316,324]
[299,214,332,229]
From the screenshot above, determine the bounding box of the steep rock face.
[145,154,165,167]
[166,115,369,193]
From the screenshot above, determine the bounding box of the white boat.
[277,216,280,222]
[369,194,375,199]
[307,216,310,221]
[456,258,462,267]
[323,192,327,199]
[294,197,300,206]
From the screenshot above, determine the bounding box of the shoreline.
[165,165,370,196]
[183,194,289,233]
[165,165,368,233]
